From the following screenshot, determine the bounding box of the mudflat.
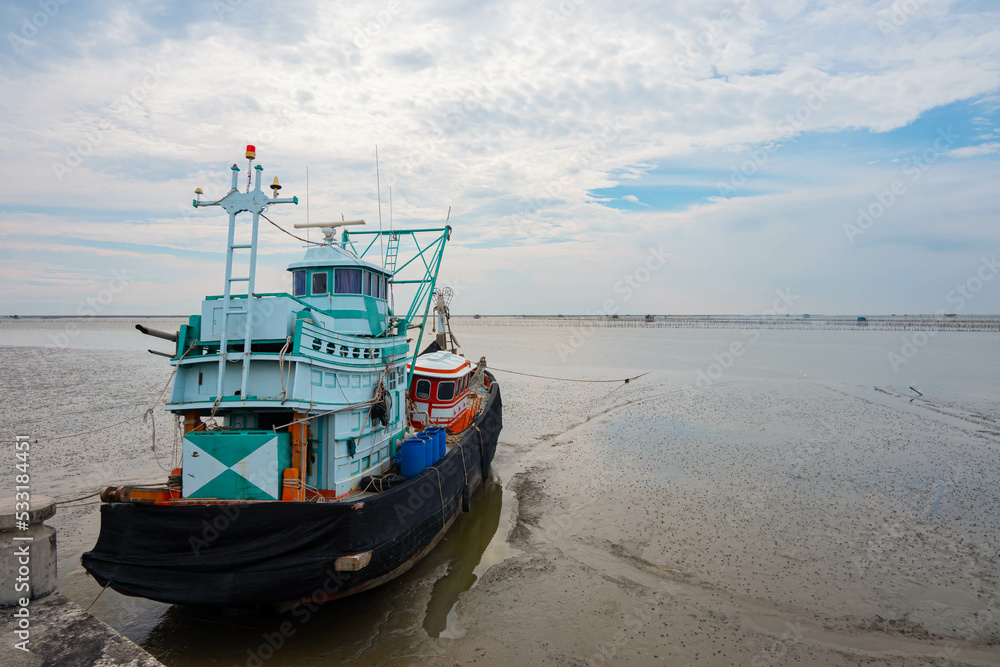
[1,319,997,665]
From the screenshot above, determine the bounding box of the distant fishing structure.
[458,315,1000,332]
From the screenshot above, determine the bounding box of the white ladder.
[216,209,260,400]
[384,233,400,274]
[193,159,298,401]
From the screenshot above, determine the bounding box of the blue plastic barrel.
[417,435,434,469]
[426,427,446,459]
[438,427,448,459]
[416,433,436,467]
[401,438,426,478]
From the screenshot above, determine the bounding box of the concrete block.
[0,524,56,606]
[0,591,165,666]
[0,495,56,531]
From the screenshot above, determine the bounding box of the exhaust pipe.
[136,324,178,343]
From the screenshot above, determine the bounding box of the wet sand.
[1,319,998,665]
[430,327,1000,666]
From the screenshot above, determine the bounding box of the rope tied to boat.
[473,425,489,479]
[271,398,379,431]
[86,581,112,612]
[0,345,197,446]
[458,439,468,487]
[427,465,446,528]
[278,336,292,404]
[145,345,197,472]
[488,367,650,386]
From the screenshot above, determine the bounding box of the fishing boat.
[81,148,503,607]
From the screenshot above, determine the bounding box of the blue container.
[416,434,436,467]
[426,427,447,459]
[426,435,439,466]
[400,439,426,478]
[417,435,433,467]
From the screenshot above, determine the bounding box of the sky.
[1,0,998,316]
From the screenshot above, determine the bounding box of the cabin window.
[292,270,306,296]
[335,268,362,294]
[437,381,455,401]
[415,379,431,400]
[373,274,381,299]
[382,276,388,300]
[311,271,328,295]
[363,271,372,296]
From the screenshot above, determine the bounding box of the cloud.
[945,142,1000,158]
[0,0,999,314]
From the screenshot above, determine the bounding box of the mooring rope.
[473,424,490,479]
[86,581,112,612]
[428,466,446,528]
[0,345,195,445]
[458,440,469,486]
[278,336,292,403]
[56,491,101,505]
[488,367,650,385]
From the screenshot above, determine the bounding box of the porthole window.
[415,379,431,399]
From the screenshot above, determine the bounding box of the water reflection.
[137,475,510,665]
[422,476,505,638]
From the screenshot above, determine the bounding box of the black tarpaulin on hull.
[81,377,502,608]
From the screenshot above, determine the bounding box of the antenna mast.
[376,146,385,268]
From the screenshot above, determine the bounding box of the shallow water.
[1,318,998,665]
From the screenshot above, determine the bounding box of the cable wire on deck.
[261,212,327,246]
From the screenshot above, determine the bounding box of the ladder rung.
[228,277,249,282]
[231,244,252,249]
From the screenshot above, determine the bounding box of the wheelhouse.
[407,350,474,432]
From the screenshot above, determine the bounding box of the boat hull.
[81,379,502,608]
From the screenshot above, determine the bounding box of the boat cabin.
[407,350,475,433]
